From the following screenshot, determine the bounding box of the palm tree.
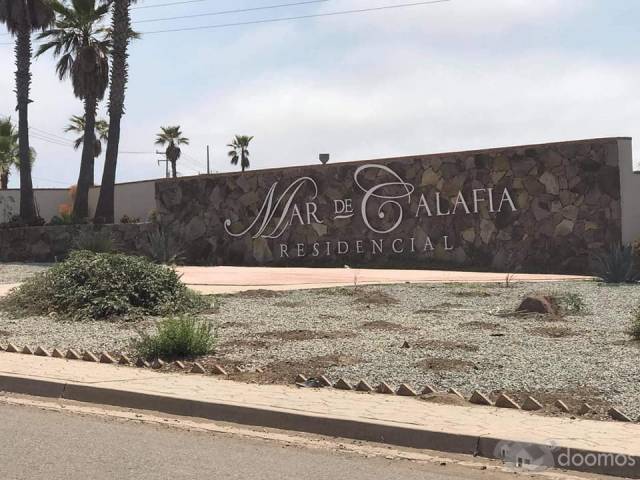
[36,0,110,219]
[155,126,189,179]
[95,0,139,224]
[0,116,36,190]
[227,135,253,173]
[65,114,108,185]
[0,0,54,221]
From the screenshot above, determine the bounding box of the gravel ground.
[0,263,639,418]
[0,263,50,284]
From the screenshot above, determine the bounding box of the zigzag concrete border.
[1,342,636,424]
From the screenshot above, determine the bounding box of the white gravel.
[0,262,638,418]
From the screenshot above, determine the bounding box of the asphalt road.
[0,403,507,480]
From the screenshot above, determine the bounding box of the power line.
[134,0,330,23]
[141,0,450,34]
[132,0,219,10]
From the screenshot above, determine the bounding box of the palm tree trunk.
[0,171,8,190]
[73,95,98,219]
[15,25,37,222]
[95,0,131,224]
[171,160,177,178]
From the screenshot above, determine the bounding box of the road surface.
[0,402,525,480]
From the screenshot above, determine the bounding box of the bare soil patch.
[352,290,399,306]
[361,320,405,331]
[234,289,283,299]
[273,301,304,308]
[218,339,269,350]
[228,354,361,384]
[459,320,501,331]
[529,326,577,338]
[412,339,479,353]
[260,329,355,341]
[416,356,475,372]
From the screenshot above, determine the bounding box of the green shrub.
[591,244,639,283]
[134,315,216,359]
[556,292,586,314]
[631,309,640,340]
[73,230,115,253]
[0,250,207,320]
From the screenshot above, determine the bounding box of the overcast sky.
[1,0,639,188]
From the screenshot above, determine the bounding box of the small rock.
[51,348,64,358]
[447,387,465,400]
[377,382,395,394]
[421,384,438,394]
[355,380,373,392]
[175,361,186,370]
[255,367,264,373]
[396,384,418,396]
[118,354,132,365]
[401,340,410,349]
[318,375,332,387]
[65,349,81,360]
[190,362,206,374]
[578,403,595,416]
[554,399,570,413]
[21,346,34,355]
[135,358,150,368]
[82,351,99,362]
[495,393,520,409]
[522,396,544,411]
[334,378,353,390]
[469,390,493,406]
[151,359,165,369]
[211,364,228,375]
[5,343,19,353]
[34,346,50,357]
[295,374,308,384]
[99,352,116,364]
[608,407,632,422]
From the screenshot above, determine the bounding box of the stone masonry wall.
[0,223,157,262]
[155,138,624,274]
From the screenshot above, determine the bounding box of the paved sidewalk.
[0,352,636,477]
[174,266,588,294]
[1,266,589,296]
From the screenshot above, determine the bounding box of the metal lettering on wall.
[224,164,517,259]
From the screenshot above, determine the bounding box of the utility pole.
[206,145,211,175]
[156,150,169,178]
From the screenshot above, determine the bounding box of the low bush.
[73,230,115,253]
[0,250,208,320]
[556,292,586,314]
[591,244,639,283]
[134,315,216,358]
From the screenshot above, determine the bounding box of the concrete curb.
[0,372,638,478]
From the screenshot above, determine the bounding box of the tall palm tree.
[227,135,253,173]
[95,0,139,224]
[65,114,108,185]
[0,0,54,221]
[155,126,189,179]
[0,117,36,190]
[36,0,110,219]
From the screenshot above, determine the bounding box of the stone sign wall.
[155,137,635,274]
[0,223,157,262]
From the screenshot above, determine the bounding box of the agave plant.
[591,244,639,284]
[147,227,184,265]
